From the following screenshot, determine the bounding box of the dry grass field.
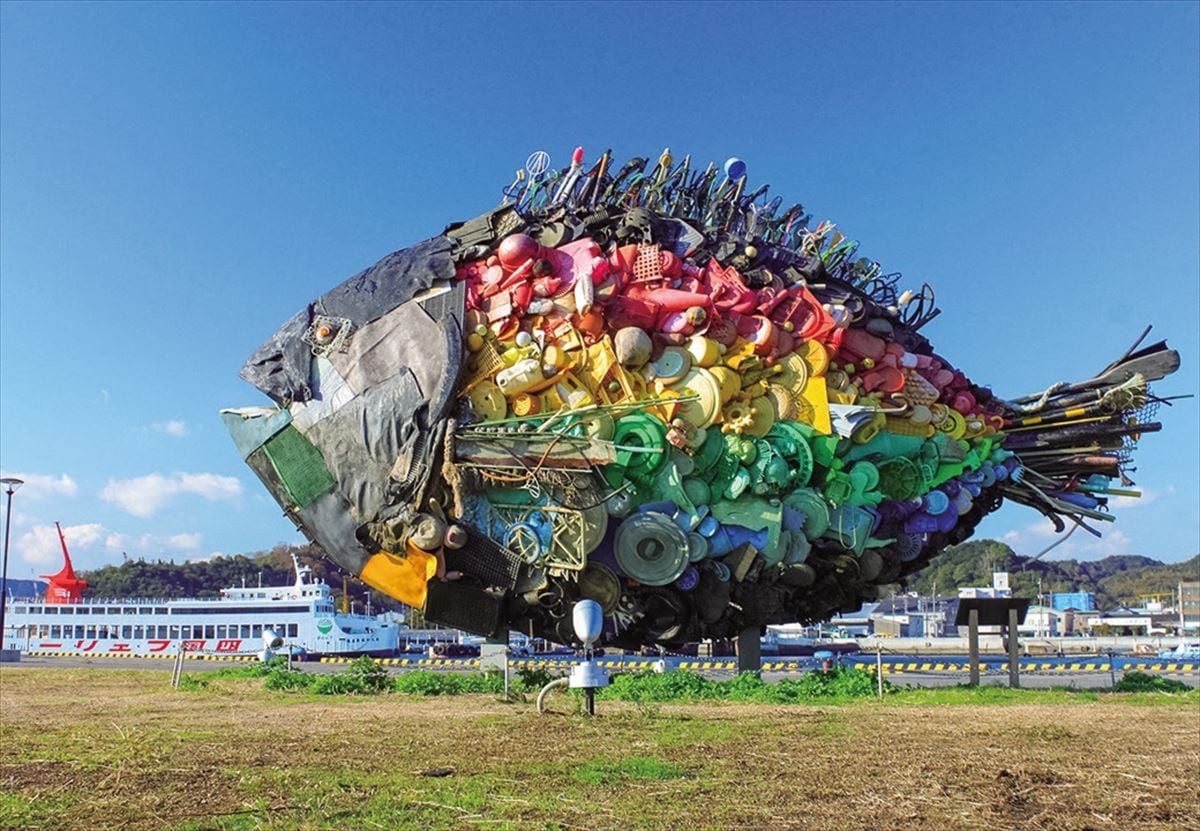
[2,667,1198,831]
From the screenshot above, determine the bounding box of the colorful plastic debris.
[226,148,1181,650]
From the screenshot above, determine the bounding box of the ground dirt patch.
[2,667,1197,830]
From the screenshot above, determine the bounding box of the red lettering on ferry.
[41,642,62,648]
[148,640,171,652]
[215,639,242,653]
[182,640,206,652]
[111,643,132,652]
[75,639,99,652]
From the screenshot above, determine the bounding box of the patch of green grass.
[597,667,889,704]
[0,792,75,828]
[1114,671,1191,693]
[571,756,690,786]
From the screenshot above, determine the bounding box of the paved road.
[5,654,1197,689]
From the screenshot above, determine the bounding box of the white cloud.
[0,471,78,500]
[18,523,105,566]
[188,551,225,563]
[1003,520,1140,562]
[12,521,211,573]
[167,532,203,551]
[99,472,243,517]
[153,419,190,438]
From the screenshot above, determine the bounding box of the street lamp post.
[0,477,25,657]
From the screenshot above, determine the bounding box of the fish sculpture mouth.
[225,148,1180,651]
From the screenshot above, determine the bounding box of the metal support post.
[1007,607,1020,689]
[968,608,980,687]
[737,626,761,675]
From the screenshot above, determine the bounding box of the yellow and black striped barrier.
[23,651,258,662]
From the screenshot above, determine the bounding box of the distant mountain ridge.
[905,539,1200,609]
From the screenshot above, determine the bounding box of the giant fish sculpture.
[225,149,1180,649]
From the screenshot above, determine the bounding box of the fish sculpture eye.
[227,148,1181,651]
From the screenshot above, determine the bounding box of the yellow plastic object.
[686,336,722,368]
[745,395,776,437]
[512,393,540,416]
[940,409,968,440]
[721,400,755,434]
[798,340,830,377]
[359,545,437,608]
[542,344,568,370]
[775,351,810,396]
[709,366,742,403]
[721,338,757,369]
[671,368,722,428]
[766,384,797,420]
[795,376,833,435]
[885,415,934,437]
[468,380,508,421]
[851,411,886,444]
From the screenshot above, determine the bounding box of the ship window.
[120,625,130,638]
[170,626,180,639]
[288,624,298,638]
[240,625,251,638]
[251,625,262,638]
[157,626,168,639]
[85,626,97,639]
[30,606,43,614]
[154,608,169,615]
[107,608,122,615]
[133,626,143,639]
[75,608,89,615]
[14,606,26,614]
[97,625,108,639]
[139,607,153,615]
[58,607,71,614]
[123,607,136,615]
[216,625,227,638]
[180,625,191,638]
[204,625,215,639]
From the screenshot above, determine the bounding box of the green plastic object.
[823,470,854,505]
[711,497,783,564]
[261,426,336,509]
[823,504,874,556]
[682,477,711,507]
[765,422,815,487]
[841,430,924,464]
[876,457,922,500]
[692,428,726,475]
[784,488,830,538]
[613,512,689,586]
[611,414,667,484]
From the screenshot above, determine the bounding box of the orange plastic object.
[359,545,438,608]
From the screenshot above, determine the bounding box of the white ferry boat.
[2,524,400,659]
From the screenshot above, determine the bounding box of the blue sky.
[1,1,1197,577]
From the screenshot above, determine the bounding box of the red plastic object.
[631,287,711,313]
[498,234,540,271]
[41,522,88,604]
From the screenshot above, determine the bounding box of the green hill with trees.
[905,540,1199,608]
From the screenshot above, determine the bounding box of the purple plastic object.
[904,512,940,534]
[782,505,806,532]
[936,506,958,533]
[675,566,700,592]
